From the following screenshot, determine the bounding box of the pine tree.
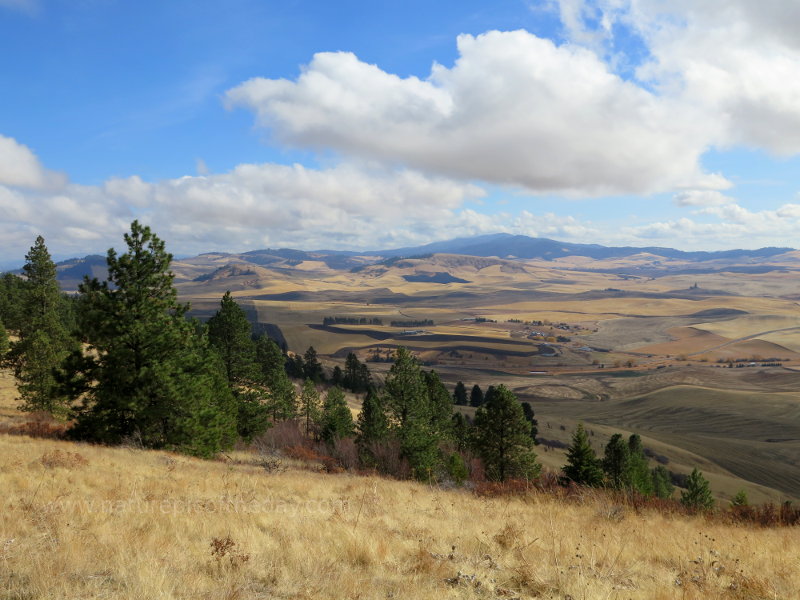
[235,389,272,444]
[344,351,372,393]
[207,291,257,386]
[562,423,603,486]
[206,292,270,442]
[255,335,296,421]
[450,412,471,452]
[0,320,8,357]
[383,347,440,480]
[445,452,469,485]
[303,346,324,382]
[65,221,237,457]
[470,384,484,407]
[680,468,715,511]
[356,388,389,466]
[602,433,631,489]
[331,365,344,387]
[520,401,538,444]
[651,465,675,499]
[0,273,25,333]
[358,363,372,392]
[11,236,74,415]
[453,381,468,406]
[287,353,305,378]
[628,434,654,495]
[424,370,454,439]
[730,489,749,507]
[320,386,354,444]
[299,378,321,437]
[472,385,541,481]
[484,385,497,405]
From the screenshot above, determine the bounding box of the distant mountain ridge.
[359,233,794,262]
[197,233,794,264]
[5,234,795,279]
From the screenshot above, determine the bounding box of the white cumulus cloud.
[673,190,735,208]
[556,0,800,155]
[226,30,726,197]
[0,134,66,190]
[0,156,487,259]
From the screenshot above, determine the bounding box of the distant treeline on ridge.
[323,316,383,326]
[391,319,433,328]
[322,316,435,328]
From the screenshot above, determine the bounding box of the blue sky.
[2,0,800,263]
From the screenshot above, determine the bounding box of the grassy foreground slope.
[1,434,798,600]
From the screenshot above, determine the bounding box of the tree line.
[0,223,735,506]
[322,316,383,326]
[560,423,722,510]
[0,222,540,480]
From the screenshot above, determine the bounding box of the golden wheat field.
[2,433,799,600]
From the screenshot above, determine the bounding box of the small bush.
[0,412,68,439]
[39,449,88,469]
[210,536,250,571]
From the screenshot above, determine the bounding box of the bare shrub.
[328,438,359,471]
[210,536,250,571]
[256,420,305,451]
[283,445,326,463]
[39,449,88,469]
[257,454,286,474]
[0,412,68,439]
[474,479,534,498]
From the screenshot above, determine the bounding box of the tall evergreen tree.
[299,378,321,437]
[651,465,675,499]
[64,221,237,457]
[453,381,468,406]
[0,320,8,357]
[483,385,497,409]
[303,346,324,382]
[602,433,631,489]
[344,352,360,389]
[627,434,654,495]
[207,291,257,386]
[330,365,344,387]
[343,351,372,393]
[472,385,541,481]
[255,335,296,421]
[562,423,604,486]
[358,363,372,392]
[206,292,270,442]
[383,347,440,479]
[680,468,715,511]
[423,370,454,439]
[356,388,389,466]
[450,412,471,452]
[470,384,484,407]
[10,236,74,415]
[0,273,25,333]
[320,386,354,444]
[520,401,539,444]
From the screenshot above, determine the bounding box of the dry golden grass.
[0,366,22,425]
[636,327,730,356]
[694,315,800,340]
[2,433,799,600]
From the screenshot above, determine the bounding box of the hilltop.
[1,427,797,600]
